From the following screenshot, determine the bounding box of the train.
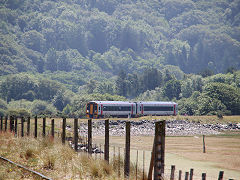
[86,101,177,118]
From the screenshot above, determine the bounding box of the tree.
[57,53,72,72]
[203,83,240,115]
[115,70,127,97]
[21,30,46,53]
[45,48,57,72]
[163,79,181,100]
[31,100,57,116]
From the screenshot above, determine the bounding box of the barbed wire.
[0,156,52,180]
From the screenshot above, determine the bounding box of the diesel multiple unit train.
[86,101,177,118]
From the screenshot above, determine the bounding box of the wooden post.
[34,116,37,138]
[136,150,138,180]
[154,121,166,180]
[27,117,30,136]
[51,119,54,138]
[0,116,3,131]
[143,150,145,179]
[11,116,15,132]
[5,116,8,131]
[10,116,14,132]
[179,170,182,180]
[190,169,194,180]
[88,119,92,154]
[170,165,175,180]
[43,117,46,137]
[14,117,18,136]
[62,118,66,144]
[21,117,24,137]
[218,171,224,180]
[202,173,206,180]
[124,121,131,178]
[185,172,189,180]
[74,118,78,152]
[118,147,121,178]
[104,119,109,162]
[203,135,206,153]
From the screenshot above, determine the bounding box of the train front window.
[86,104,90,113]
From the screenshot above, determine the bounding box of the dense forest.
[0,0,240,117]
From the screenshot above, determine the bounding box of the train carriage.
[86,101,177,118]
[138,101,177,116]
[86,101,136,118]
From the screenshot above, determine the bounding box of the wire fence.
[0,116,237,180]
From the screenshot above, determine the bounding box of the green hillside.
[0,0,240,117]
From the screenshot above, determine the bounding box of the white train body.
[86,101,177,118]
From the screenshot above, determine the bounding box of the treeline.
[0,69,240,117]
[1,0,240,117]
[0,0,240,78]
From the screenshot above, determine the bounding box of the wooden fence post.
[218,171,224,180]
[118,147,121,178]
[51,119,54,138]
[62,118,66,144]
[11,116,15,132]
[203,135,206,153]
[88,119,92,154]
[154,121,166,180]
[34,116,37,138]
[124,121,131,179]
[74,118,78,152]
[190,169,194,180]
[10,116,14,132]
[143,150,145,179]
[185,172,189,180]
[104,119,109,162]
[43,117,46,137]
[5,116,8,131]
[27,117,30,136]
[179,170,182,180]
[136,150,138,180]
[14,117,18,136]
[0,116,3,131]
[202,173,206,180]
[170,165,175,180]
[21,117,24,137]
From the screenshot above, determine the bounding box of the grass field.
[93,133,240,180]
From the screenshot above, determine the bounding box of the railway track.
[0,156,52,180]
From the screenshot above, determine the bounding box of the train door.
[87,102,96,118]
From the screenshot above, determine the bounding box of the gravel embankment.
[67,120,240,137]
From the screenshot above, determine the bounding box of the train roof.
[89,101,177,105]
[89,101,135,104]
[138,101,177,105]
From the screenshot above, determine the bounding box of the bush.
[31,100,57,116]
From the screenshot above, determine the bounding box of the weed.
[25,148,35,159]
[43,154,56,170]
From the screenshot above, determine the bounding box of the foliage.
[0,0,240,116]
[30,100,57,116]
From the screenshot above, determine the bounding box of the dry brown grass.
[0,131,147,179]
[94,133,240,179]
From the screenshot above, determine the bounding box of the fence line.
[0,116,236,180]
